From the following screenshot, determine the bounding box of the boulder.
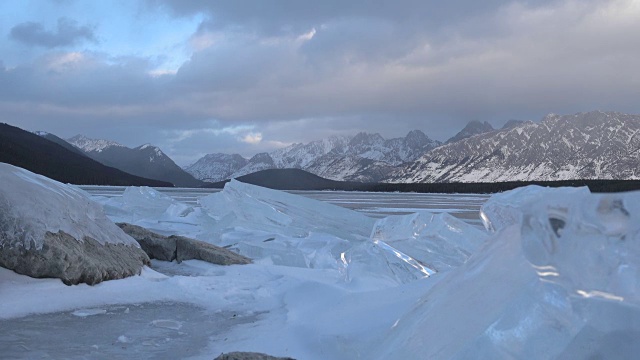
[117,223,251,265]
[214,352,295,360]
[117,223,176,261]
[0,163,150,285]
[0,231,149,286]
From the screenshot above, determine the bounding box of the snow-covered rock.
[0,163,149,285]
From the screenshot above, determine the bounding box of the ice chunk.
[370,211,488,272]
[374,187,640,359]
[480,185,590,232]
[374,226,584,359]
[199,180,376,241]
[200,182,436,284]
[341,241,434,287]
[99,186,215,236]
[0,163,138,250]
[520,191,640,305]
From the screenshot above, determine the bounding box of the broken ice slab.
[199,181,439,284]
[483,185,640,303]
[375,187,640,359]
[341,240,435,287]
[479,185,590,233]
[199,180,376,241]
[370,211,488,272]
[520,191,640,305]
[99,186,216,235]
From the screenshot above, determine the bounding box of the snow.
[0,163,138,250]
[1,180,639,359]
[67,134,125,153]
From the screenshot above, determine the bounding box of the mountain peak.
[404,130,429,146]
[446,120,494,144]
[67,134,124,153]
[501,119,526,130]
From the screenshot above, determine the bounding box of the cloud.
[9,17,97,48]
[240,132,263,144]
[3,0,640,163]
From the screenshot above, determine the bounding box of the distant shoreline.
[203,170,640,194]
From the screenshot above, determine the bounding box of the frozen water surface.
[0,302,258,360]
[3,182,639,359]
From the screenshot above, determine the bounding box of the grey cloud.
[9,17,96,48]
[3,0,640,163]
[148,0,559,36]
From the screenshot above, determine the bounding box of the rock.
[173,235,251,265]
[117,223,251,265]
[214,352,295,360]
[0,231,149,286]
[116,223,176,261]
[0,164,150,285]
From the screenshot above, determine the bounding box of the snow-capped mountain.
[185,153,248,182]
[232,152,277,178]
[1,124,170,186]
[67,135,124,153]
[445,120,494,144]
[186,130,441,182]
[34,131,87,157]
[390,111,640,183]
[67,135,202,187]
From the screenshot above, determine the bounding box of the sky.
[1,0,639,166]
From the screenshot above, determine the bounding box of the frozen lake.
[3,181,637,359]
[80,186,490,227]
[1,185,491,359]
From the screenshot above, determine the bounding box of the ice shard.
[370,211,488,272]
[479,185,590,233]
[99,186,214,235]
[375,186,640,359]
[199,180,376,241]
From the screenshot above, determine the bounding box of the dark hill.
[0,123,172,187]
[203,168,359,190]
[38,132,87,157]
[204,167,640,193]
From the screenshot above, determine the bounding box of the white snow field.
[1,180,639,359]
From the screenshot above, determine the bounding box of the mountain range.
[390,111,640,183]
[0,123,171,187]
[66,135,202,187]
[3,110,638,188]
[186,129,442,182]
[186,111,640,184]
